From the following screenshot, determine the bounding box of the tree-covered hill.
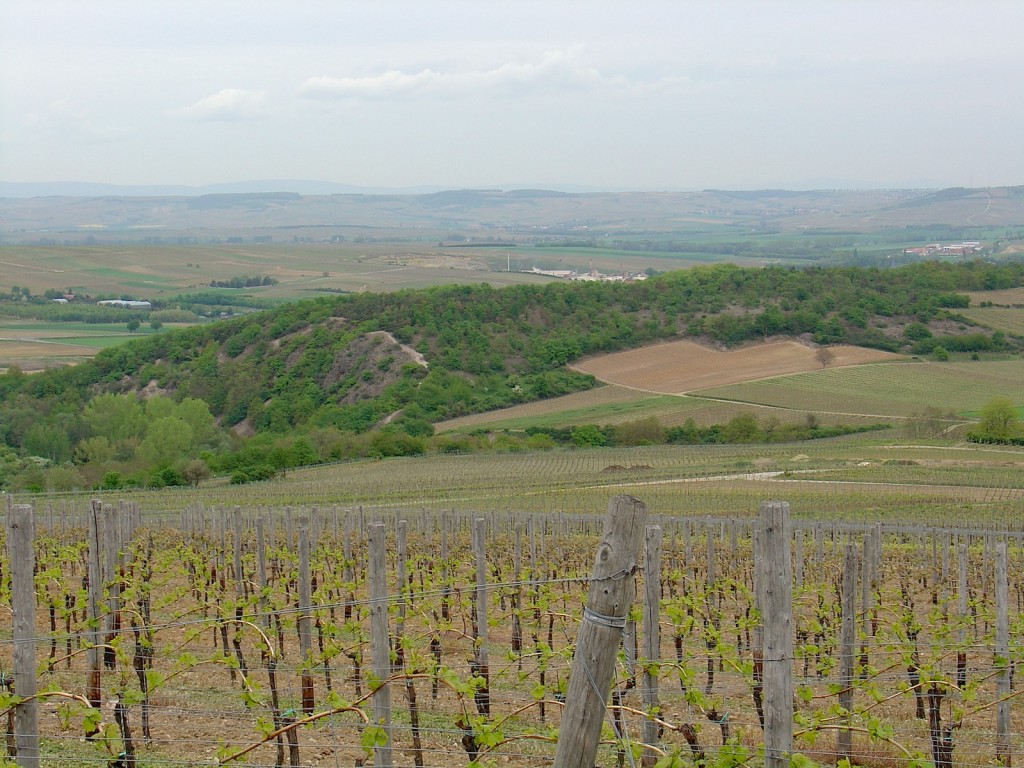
[1,259,1022,490]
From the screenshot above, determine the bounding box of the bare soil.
[570,339,904,394]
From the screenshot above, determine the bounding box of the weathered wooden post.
[472,517,490,715]
[553,495,647,768]
[995,542,1011,767]
[86,499,104,724]
[368,522,393,768]
[297,516,314,714]
[641,524,662,768]
[957,543,969,689]
[758,501,793,768]
[7,504,39,768]
[838,544,858,762]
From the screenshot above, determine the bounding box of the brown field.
[570,339,906,394]
[436,341,904,433]
[0,339,96,368]
[965,287,1024,306]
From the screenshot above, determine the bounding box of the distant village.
[525,266,650,283]
[902,241,982,257]
[51,296,152,309]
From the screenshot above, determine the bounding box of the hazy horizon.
[3,1,1023,192]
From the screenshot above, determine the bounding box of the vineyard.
[2,484,1022,768]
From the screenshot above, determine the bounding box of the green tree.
[83,393,146,443]
[23,423,72,463]
[173,397,217,445]
[977,397,1020,440]
[570,424,607,448]
[127,319,141,333]
[74,436,115,465]
[145,395,176,420]
[140,417,194,467]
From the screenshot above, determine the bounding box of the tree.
[976,397,1019,441]
[127,319,141,333]
[83,393,147,442]
[23,423,72,463]
[181,459,211,487]
[570,424,607,448]
[139,417,194,466]
[815,347,835,369]
[150,319,163,332]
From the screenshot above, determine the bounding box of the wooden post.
[297,517,314,714]
[838,544,857,762]
[553,495,647,768]
[758,501,793,768]
[860,533,872,677]
[472,517,490,715]
[7,504,39,767]
[367,522,393,768]
[995,542,1011,766]
[641,525,662,768]
[102,503,120,667]
[512,523,524,665]
[86,499,103,716]
[957,543,969,689]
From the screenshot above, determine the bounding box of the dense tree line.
[1,259,1022,490]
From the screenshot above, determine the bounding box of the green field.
[0,319,181,369]
[437,385,891,434]
[692,359,1024,418]
[959,305,1024,335]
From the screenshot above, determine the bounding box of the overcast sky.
[2,0,1022,191]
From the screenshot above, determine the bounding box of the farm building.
[97,299,152,309]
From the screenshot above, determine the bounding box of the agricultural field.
[0,320,176,370]
[569,340,906,395]
[436,386,889,434]
[439,342,916,435]
[0,243,578,302]
[693,359,1024,420]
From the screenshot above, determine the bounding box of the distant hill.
[2,257,1024,487]
[3,186,1024,240]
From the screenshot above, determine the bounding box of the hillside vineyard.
[1,497,1020,767]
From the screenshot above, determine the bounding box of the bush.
[230,464,277,484]
[150,466,186,488]
[368,432,426,458]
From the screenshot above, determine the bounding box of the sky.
[2,0,1023,191]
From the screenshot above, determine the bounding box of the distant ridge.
[0,180,449,198]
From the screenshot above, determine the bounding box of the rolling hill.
[1,258,1023,491]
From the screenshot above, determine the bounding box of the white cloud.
[298,48,644,101]
[173,89,269,121]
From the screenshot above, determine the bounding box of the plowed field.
[570,339,905,393]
